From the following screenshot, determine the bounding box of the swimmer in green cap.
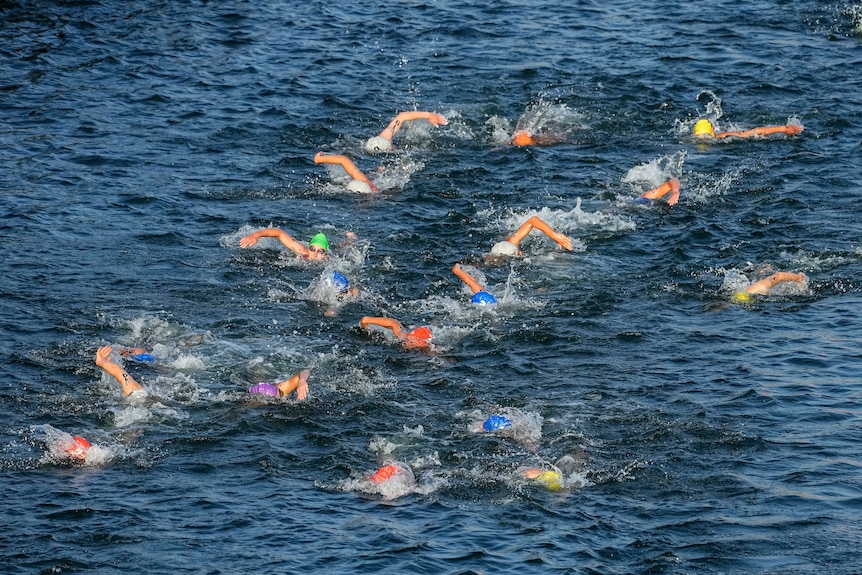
[693,118,803,139]
[365,110,447,152]
[733,271,807,302]
[314,152,377,193]
[240,228,330,260]
[489,216,573,257]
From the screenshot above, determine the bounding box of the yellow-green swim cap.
[308,233,329,252]
[693,119,715,136]
[733,291,752,303]
[536,470,563,491]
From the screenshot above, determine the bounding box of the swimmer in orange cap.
[638,178,681,206]
[490,216,573,257]
[313,152,378,193]
[240,229,330,260]
[693,118,803,139]
[95,345,145,397]
[359,316,432,350]
[733,271,807,302]
[64,435,92,463]
[510,130,570,147]
[365,111,447,152]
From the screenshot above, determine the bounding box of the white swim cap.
[490,240,518,256]
[347,179,373,194]
[364,136,392,152]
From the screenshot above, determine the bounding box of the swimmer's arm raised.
[640,178,681,206]
[378,111,447,140]
[240,228,310,257]
[314,152,376,191]
[359,316,406,338]
[95,345,143,396]
[508,216,573,251]
[716,124,803,139]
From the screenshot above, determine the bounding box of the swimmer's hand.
[95,345,113,368]
[555,232,573,251]
[426,113,447,127]
[239,232,261,248]
[295,369,310,400]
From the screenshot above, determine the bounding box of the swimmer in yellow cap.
[240,228,331,260]
[521,467,563,491]
[489,215,573,257]
[313,152,378,193]
[638,178,681,206]
[359,316,433,350]
[95,345,145,397]
[733,271,807,302]
[365,111,447,152]
[693,118,803,139]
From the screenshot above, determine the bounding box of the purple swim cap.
[249,383,279,397]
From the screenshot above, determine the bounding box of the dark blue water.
[3,0,862,573]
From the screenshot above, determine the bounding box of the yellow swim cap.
[733,291,752,303]
[693,119,715,136]
[536,470,563,490]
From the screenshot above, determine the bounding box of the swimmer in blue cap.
[314,152,378,193]
[327,271,360,297]
[637,178,680,206]
[95,345,145,397]
[118,346,157,363]
[365,110,447,152]
[359,316,432,350]
[240,227,331,260]
[489,216,573,257]
[481,415,513,432]
[249,369,310,400]
[452,263,497,305]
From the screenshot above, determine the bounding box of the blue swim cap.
[249,383,279,397]
[330,271,350,293]
[483,415,512,432]
[631,197,651,205]
[129,353,156,363]
[471,291,497,305]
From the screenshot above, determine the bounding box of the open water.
[2,1,862,573]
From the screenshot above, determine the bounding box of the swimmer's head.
[407,326,432,341]
[128,353,156,363]
[370,464,398,483]
[330,271,350,293]
[490,240,519,257]
[403,326,432,349]
[307,233,329,259]
[535,470,563,491]
[733,291,752,303]
[346,179,373,194]
[249,383,280,397]
[482,414,513,432]
[65,435,91,462]
[693,119,715,137]
[512,131,535,146]
[471,291,497,305]
[365,136,393,152]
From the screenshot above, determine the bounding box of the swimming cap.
[733,291,752,303]
[371,464,398,483]
[693,119,715,136]
[365,136,393,152]
[308,233,329,252]
[129,353,156,363]
[471,291,497,305]
[346,179,373,194]
[65,435,91,461]
[407,327,432,341]
[490,240,519,256]
[535,470,563,491]
[330,271,350,293]
[249,383,280,397]
[483,415,513,432]
[512,131,535,146]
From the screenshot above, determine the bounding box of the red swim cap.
[371,464,398,483]
[65,436,91,461]
[408,327,431,341]
[512,131,535,146]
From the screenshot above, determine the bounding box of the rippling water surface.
[2,0,862,573]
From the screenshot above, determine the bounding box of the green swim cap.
[733,291,752,303]
[308,233,329,252]
[536,470,563,491]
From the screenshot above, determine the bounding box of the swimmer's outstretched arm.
[95,345,143,396]
[452,263,484,295]
[640,178,681,206]
[359,316,407,339]
[716,124,803,139]
[240,228,311,258]
[276,369,310,400]
[314,152,377,191]
[507,216,573,251]
[745,272,806,295]
[378,111,447,140]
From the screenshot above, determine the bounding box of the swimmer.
[64,435,92,463]
[734,271,806,302]
[490,216,573,257]
[638,178,681,206]
[365,111,447,152]
[521,467,563,491]
[328,271,359,297]
[479,414,513,432]
[452,263,497,305]
[313,152,378,193]
[240,228,330,260]
[511,130,569,147]
[368,462,414,484]
[118,346,157,363]
[359,316,432,350]
[693,118,803,139]
[95,345,145,397]
[249,369,310,401]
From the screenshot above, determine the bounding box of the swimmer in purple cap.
[249,369,310,401]
[452,263,497,305]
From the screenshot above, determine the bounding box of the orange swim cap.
[512,131,535,146]
[65,436,91,461]
[371,464,398,483]
[408,327,432,341]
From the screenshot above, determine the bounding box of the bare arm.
[95,345,143,396]
[640,178,680,206]
[379,111,447,140]
[507,216,573,250]
[314,152,375,189]
[716,124,803,139]
[452,263,484,295]
[359,316,407,338]
[240,228,311,258]
[745,272,805,295]
[276,369,310,400]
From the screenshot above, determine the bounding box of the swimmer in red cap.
[313,152,378,193]
[733,271,807,302]
[95,345,145,397]
[64,435,92,463]
[693,118,803,139]
[240,228,330,260]
[359,316,432,350]
[365,111,447,152]
[638,178,681,206]
[490,216,573,257]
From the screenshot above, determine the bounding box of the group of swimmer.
[66,107,807,492]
